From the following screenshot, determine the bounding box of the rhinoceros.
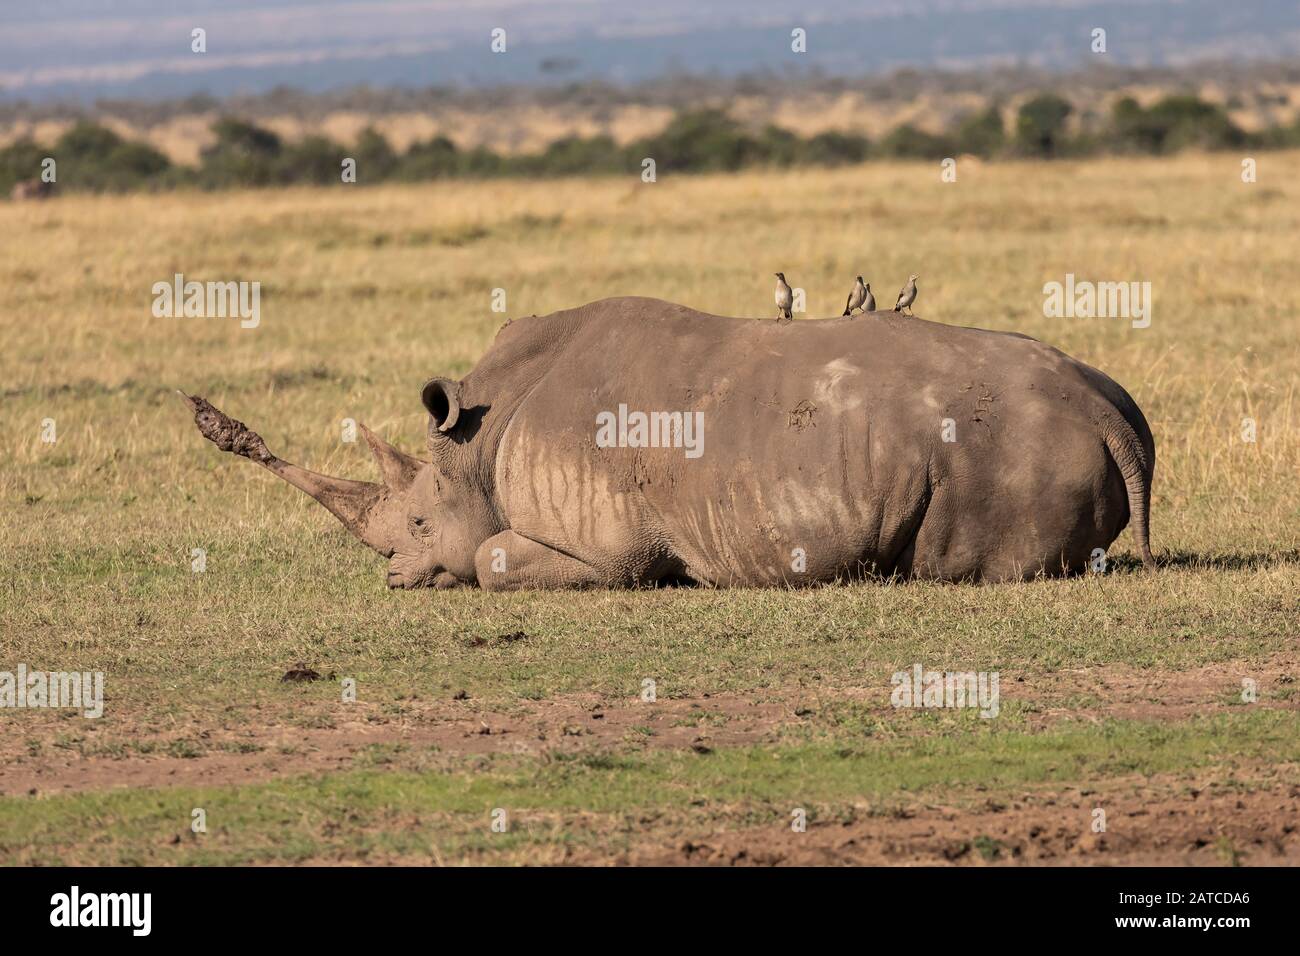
[9,178,54,201]
[184,296,1155,589]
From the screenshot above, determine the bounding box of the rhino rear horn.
[421,377,461,433]
[360,423,423,492]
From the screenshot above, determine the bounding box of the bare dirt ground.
[266,779,1300,867]
[615,777,1300,867]
[5,654,1296,797]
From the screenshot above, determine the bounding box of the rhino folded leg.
[474,531,609,591]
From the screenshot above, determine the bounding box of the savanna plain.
[1,152,1297,865]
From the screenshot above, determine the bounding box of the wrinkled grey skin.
[185,296,1155,589]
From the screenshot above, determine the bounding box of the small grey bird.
[774,272,793,321]
[893,274,919,314]
[843,276,874,316]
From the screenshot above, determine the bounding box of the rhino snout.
[386,563,435,589]
[385,554,463,590]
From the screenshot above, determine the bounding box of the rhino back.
[482,297,1138,584]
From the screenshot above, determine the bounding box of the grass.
[0,152,1297,864]
[0,568,1292,719]
[4,712,1296,865]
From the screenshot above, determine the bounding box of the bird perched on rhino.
[894,274,919,314]
[843,276,874,316]
[774,273,793,322]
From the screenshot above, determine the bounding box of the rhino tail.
[1100,413,1155,568]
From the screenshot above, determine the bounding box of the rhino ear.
[421,377,461,433]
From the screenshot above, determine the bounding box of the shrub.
[0,137,50,195]
[350,127,398,182]
[2,95,1294,197]
[93,140,172,191]
[55,121,125,159]
[532,135,624,176]
[394,134,460,180]
[756,125,801,167]
[800,130,870,166]
[877,124,954,159]
[279,134,348,185]
[954,107,1006,157]
[199,118,283,188]
[27,122,174,192]
[1109,95,1245,154]
[459,146,508,177]
[631,109,763,172]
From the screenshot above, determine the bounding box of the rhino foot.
[180,393,274,463]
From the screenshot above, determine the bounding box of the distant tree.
[56,121,125,157]
[1150,96,1244,151]
[206,118,281,157]
[96,140,171,191]
[1110,96,1163,153]
[1016,94,1072,157]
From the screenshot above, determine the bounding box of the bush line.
[3,94,1294,194]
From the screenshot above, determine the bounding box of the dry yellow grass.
[3,151,1296,543]
[0,154,1296,865]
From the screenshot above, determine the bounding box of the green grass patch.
[4,711,1295,865]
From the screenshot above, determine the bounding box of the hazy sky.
[3,0,1298,101]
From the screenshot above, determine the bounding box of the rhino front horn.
[421,377,461,433]
[182,393,391,554]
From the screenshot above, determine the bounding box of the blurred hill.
[2,0,1298,103]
